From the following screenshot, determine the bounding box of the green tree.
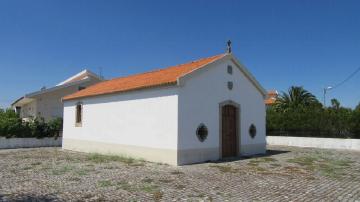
[352,103,360,138]
[0,108,63,138]
[330,98,340,110]
[325,99,353,138]
[0,108,24,138]
[266,86,359,139]
[275,86,320,111]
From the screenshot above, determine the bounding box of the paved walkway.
[0,146,360,201]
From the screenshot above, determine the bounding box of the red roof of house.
[63,54,226,101]
[265,98,276,105]
[265,90,278,105]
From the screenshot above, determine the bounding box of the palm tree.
[275,86,319,110]
[330,98,341,110]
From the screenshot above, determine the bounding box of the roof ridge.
[106,53,226,81]
[63,53,226,101]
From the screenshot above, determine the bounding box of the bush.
[351,105,360,139]
[267,98,360,139]
[0,108,63,139]
[0,109,25,138]
[48,117,63,139]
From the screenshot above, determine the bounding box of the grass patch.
[116,180,160,194]
[140,184,159,193]
[248,157,277,167]
[249,157,277,164]
[158,179,174,183]
[270,163,281,167]
[153,191,163,201]
[141,178,154,183]
[174,184,186,190]
[287,156,317,166]
[332,159,354,167]
[259,157,277,162]
[170,170,184,175]
[116,181,137,192]
[61,154,80,162]
[247,161,259,166]
[209,165,238,173]
[253,166,267,172]
[287,155,354,179]
[22,166,33,170]
[128,162,146,167]
[31,162,42,166]
[68,177,81,182]
[87,153,135,164]
[188,192,206,198]
[318,160,352,179]
[98,180,112,187]
[283,166,307,174]
[75,169,89,176]
[51,165,73,175]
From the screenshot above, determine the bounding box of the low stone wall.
[267,136,360,151]
[0,137,62,149]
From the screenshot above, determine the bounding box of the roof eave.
[62,81,178,102]
[229,55,267,98]
[177,53,267,99]
[26,77,93,98]
[177,53,228,86]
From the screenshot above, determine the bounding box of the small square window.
[227,65,233,74]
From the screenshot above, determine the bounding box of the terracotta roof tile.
[265,98,276,105]
[267,90,278,96]
[63,54,226,101]
[265,90,278,105]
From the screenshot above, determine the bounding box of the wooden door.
[222,105,237,157]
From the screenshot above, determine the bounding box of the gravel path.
[0,146,360,201]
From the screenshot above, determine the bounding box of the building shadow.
[208,149,290,164]
[0,194,58,202]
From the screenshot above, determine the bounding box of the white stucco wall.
[0,137,62,149]
[177,59,266,164]
[62,86,179,165]
[267,136,360,151]
[34,78,100,121]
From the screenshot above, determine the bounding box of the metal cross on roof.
[227,40,232,53]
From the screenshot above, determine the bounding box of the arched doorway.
[221,104,239,158]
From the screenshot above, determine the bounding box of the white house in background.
[62,52,267,165]
[12,70,103,122]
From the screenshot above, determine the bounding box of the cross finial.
[227,40,232,53]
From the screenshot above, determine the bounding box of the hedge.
[267,103,360,139]
[0,108,62,139]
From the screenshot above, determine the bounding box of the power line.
[331,66,360,90]
[322,66,360,106]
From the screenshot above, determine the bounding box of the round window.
[196,124,208,142]
[249,124,257,138]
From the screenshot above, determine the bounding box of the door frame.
[219,100,241,158]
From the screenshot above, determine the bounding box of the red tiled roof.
[267,90,278,96]
[63,54,226,101]
[265,98,276,105]
[265,90,278,105]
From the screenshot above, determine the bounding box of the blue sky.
[0,0,359,108]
